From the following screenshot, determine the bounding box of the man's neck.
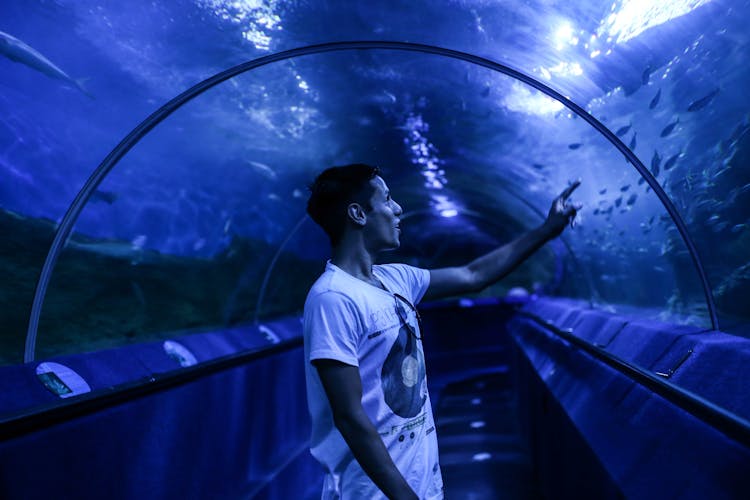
[331,245,379,284]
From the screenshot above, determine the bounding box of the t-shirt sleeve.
[305,291,362,367]
[386,264,431,304]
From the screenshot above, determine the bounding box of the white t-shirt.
[304,261,444,500]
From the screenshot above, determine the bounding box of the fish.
[193,238,206,251]
[649,88,661,109]
[593,208,600,215]
[729,121,750,144]
[663,153,681,171]
[651,150,661,176]
[731,224,746,233]
[532,163,546,170]
[615,122,633,137]
[712,221,729,232]
[599,188,607,195]
[568,143,583,150]
[620,184,631,192]
[660,118,679,137]
[246,160,277,179]
[626,193,638,206]
[131,235,147,249]
[685,170,696,191]
[90,189,118,204]
[715,166,732,180]
[615,197,623,208]
[641,65,652,85]
[370,90,397,105]
[718,138,732,152]
[0,30,93,98]
[481,85,490,97]
[629,132,637,150]
[638,177,646,185]
[66,239,157,264]
[696,198,723,212]
[687,88,720,112]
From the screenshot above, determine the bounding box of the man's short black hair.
[307,163,380,245]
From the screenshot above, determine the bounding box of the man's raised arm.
[424,180,581,301]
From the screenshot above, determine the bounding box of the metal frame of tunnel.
[23,41,719,363]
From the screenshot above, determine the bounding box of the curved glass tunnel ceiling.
[0,3,747,378]
[17,43,724,361]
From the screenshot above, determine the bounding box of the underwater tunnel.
[1,1,750,498]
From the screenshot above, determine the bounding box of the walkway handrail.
[4,337,302,440]
[518,310,750,448]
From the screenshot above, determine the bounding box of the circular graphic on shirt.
[381,323,426,417]
[401,355,419,387]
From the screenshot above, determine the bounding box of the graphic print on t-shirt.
[381,321,426,417]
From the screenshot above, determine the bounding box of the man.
[303,163,580,499]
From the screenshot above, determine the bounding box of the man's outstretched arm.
[424,180,581,301]
[313,359,418,500]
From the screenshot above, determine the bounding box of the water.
[1,0,749,364]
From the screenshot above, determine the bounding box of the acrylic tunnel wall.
[1,0,750,498]
[3,45,747,381]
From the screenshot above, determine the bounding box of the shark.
[0,30,93,98]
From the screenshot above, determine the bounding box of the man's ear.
[347,203,366,227]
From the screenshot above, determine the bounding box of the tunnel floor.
[435,368,540,500]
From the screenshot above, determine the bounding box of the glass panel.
[32,48,718,360]
[36,61,314,359]
[247,50,715,331]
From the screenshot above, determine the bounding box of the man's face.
[363,175,403,251]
